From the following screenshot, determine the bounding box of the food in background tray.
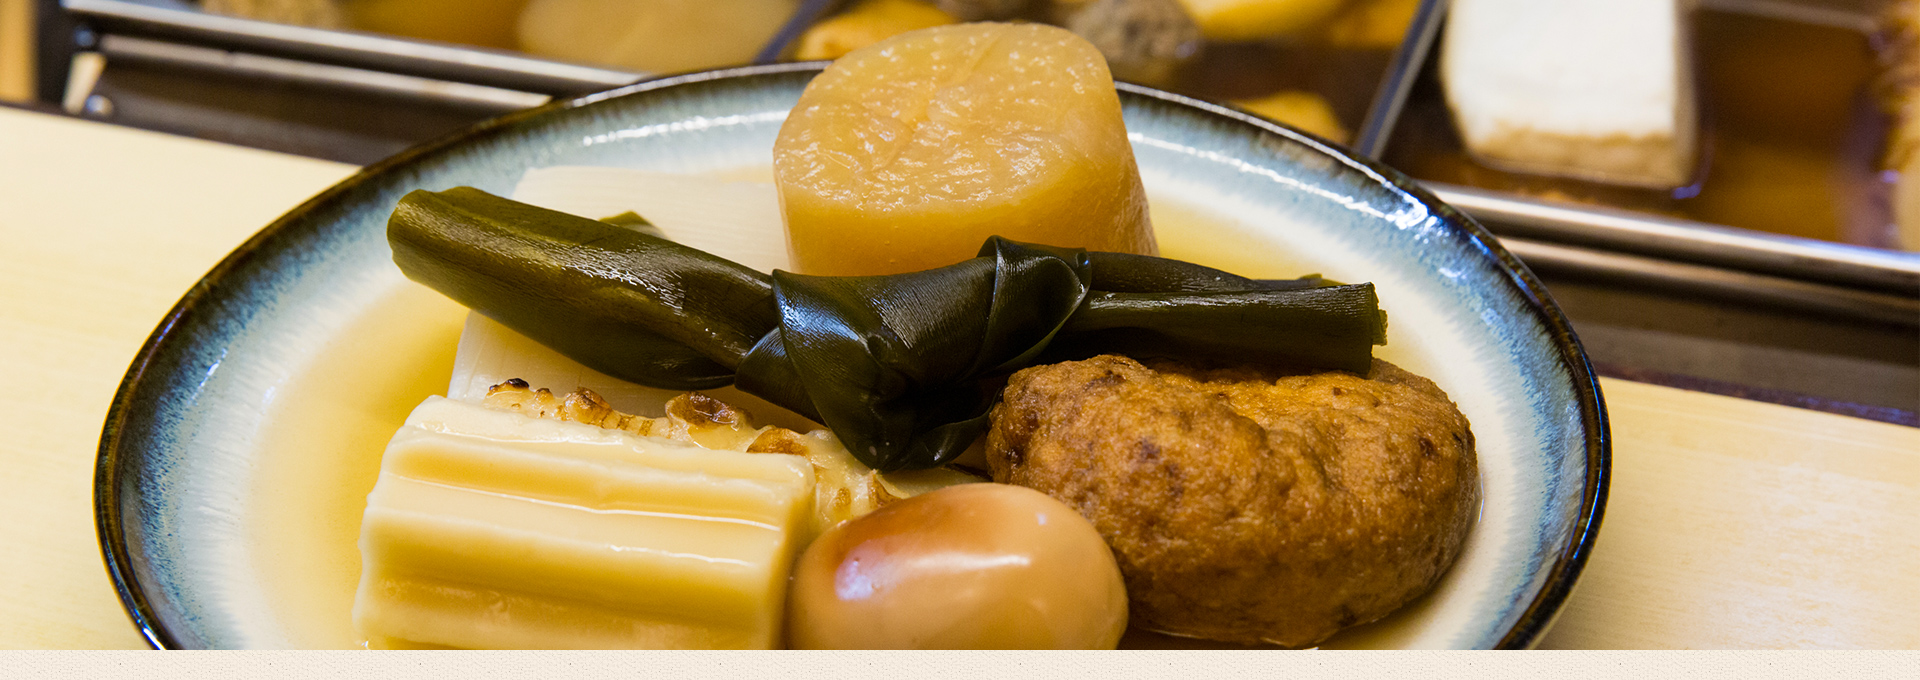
[794,0,960,61]
[343,0,529,51]
[1879,0,1920,251]
[1055,0,1203,86]
[1175,0,1351,42]
[202,0,528,50]
[515,0,798,74]
[197,0,1417,152]
[1316,0,1418,50]
[1233,90,1349,143]
[201,0,345,27]
[1688,9,1886,246]
[1441,0,1698,189]
[787,0,1413,137]
[936,0,1032,20]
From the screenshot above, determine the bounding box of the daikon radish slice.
[773,22,1157,276]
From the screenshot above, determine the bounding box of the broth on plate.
[246,282,466,649]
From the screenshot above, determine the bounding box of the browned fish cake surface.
[985,354,1478,647]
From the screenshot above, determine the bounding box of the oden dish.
[374,24,1442,648]
[95,64,1606,649]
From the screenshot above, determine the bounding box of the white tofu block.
[1441,0,1698,188]
[446,312,819,432]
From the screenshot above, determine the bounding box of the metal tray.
[53,0,1919,325]
[60,0,639,95]
[1371,0,1918,328]
[40,0,1918,415]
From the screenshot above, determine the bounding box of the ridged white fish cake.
[351,397,813,649]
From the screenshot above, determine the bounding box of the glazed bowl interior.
[97,63,1606,650]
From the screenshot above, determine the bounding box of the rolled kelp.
[389,187,1386,470]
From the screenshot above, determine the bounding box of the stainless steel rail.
[1501,236,1920,328]
[64,0,642,95]
[1433,183,1920,296]
[97,34,550,110]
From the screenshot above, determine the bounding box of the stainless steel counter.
[28,0,1920,420]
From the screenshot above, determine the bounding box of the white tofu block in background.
[1442,0,1698,188]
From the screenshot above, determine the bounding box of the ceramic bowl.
[96,63,1608,649]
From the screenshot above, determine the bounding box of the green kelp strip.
[390,187,1387,470]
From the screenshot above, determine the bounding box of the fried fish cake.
[984,354,1478,647]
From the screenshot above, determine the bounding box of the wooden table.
[2,106,1915,650]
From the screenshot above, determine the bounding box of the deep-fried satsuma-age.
[985,354,1478,647]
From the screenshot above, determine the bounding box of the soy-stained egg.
[787,483,1128,649]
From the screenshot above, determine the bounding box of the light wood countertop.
[2,106,1914,649]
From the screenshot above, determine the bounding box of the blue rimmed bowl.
[96,63,1607,649]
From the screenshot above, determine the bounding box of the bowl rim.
[94,61,1610,650]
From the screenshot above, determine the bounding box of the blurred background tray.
[12,0,1918,420]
